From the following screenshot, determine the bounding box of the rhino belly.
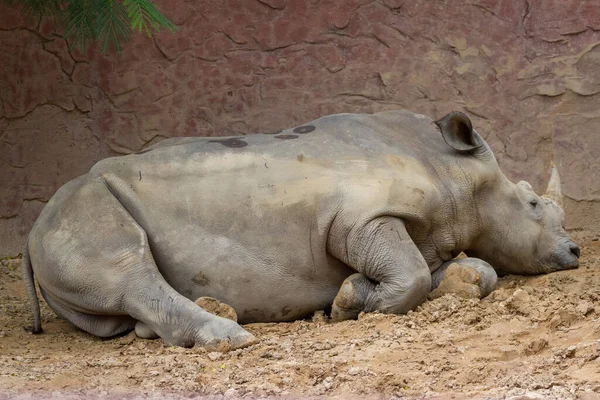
[145,210,352,324]
[155,239,352,323]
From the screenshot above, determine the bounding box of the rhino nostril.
[569,243,580,259]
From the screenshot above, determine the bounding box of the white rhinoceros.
[22,110,579,349]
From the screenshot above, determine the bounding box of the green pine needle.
[123,0,176,37]
[3,0,176,53]
[20,0,61,21]
[95,0,131,53]
[64,0,96,53]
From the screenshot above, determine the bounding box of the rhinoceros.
[22,110,580,349]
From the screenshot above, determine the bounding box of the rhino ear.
[435,111,482,152]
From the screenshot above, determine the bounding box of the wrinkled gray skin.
[22,110,580,349]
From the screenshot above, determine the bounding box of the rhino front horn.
[543,161,563,208]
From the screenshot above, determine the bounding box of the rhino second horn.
[543,161,563,208]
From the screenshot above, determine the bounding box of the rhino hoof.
[429,263,482,300]
[204,330,258,352]
[331,304,361,322]
[194,296,238,322]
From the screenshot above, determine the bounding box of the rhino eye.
[529,199,538,208]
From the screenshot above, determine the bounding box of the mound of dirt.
[1,243,600,399]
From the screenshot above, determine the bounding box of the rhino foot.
[193,298,255,351]
[200,319,258,351]
[331,273,375,322]
[429,258,498,300]
[133,299,255,351]
[136,315,257,350]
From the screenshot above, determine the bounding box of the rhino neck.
[425,155,501,264]
[463,174,519,266]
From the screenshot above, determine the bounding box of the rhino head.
[468,157,579,276]
[437,112,580,275]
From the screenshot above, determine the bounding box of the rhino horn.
[542,161,563,208]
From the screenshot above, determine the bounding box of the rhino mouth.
[554,241,580,271]
[556,257,579,271]
[496,251,579,276]
[543,253,579,273]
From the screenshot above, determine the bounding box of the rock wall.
[2,0,600,256]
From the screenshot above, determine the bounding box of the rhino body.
[23,110,579,348]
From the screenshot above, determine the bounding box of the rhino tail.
[22,242,42,334]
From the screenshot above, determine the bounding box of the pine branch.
[95,0,131,53]
[63,0,96,53]
[123,0,176,36]
[3,0,176,53]
[18,0,62,22]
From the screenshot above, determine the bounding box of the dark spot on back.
[264,130,282,135]
[192,271,210,286]
[293,125,316,134]
[297,153,304,162]
[274,134,298,140]
[209,138,248,148]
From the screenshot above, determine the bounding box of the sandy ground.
[1,242,600,400]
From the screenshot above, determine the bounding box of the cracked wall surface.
[2,0,600,256]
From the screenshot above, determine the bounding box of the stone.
[312,310,329,324]
[524,338,548,356]
[576,301,594,316]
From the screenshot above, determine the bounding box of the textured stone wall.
[2,0,600,256]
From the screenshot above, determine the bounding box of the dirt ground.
[1,241,600,400]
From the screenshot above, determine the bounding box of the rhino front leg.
[429,258,498,299]
[329,216,431,321]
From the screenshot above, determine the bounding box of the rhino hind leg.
[122,274,257,349]
[39,286,136,337]
[30,180,256,350]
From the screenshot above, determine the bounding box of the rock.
[554,345,577,359]
[506,393,546,400]
[524,338,548,355]
[549,308,581,330]
[487,288,511,303]
[503,288,533,315]
[512,288,531,303]
[207,352,222,361]
[497,345,521,361]
[194,297,238,322]
[312,310,329,323]
[577,301,595,316]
